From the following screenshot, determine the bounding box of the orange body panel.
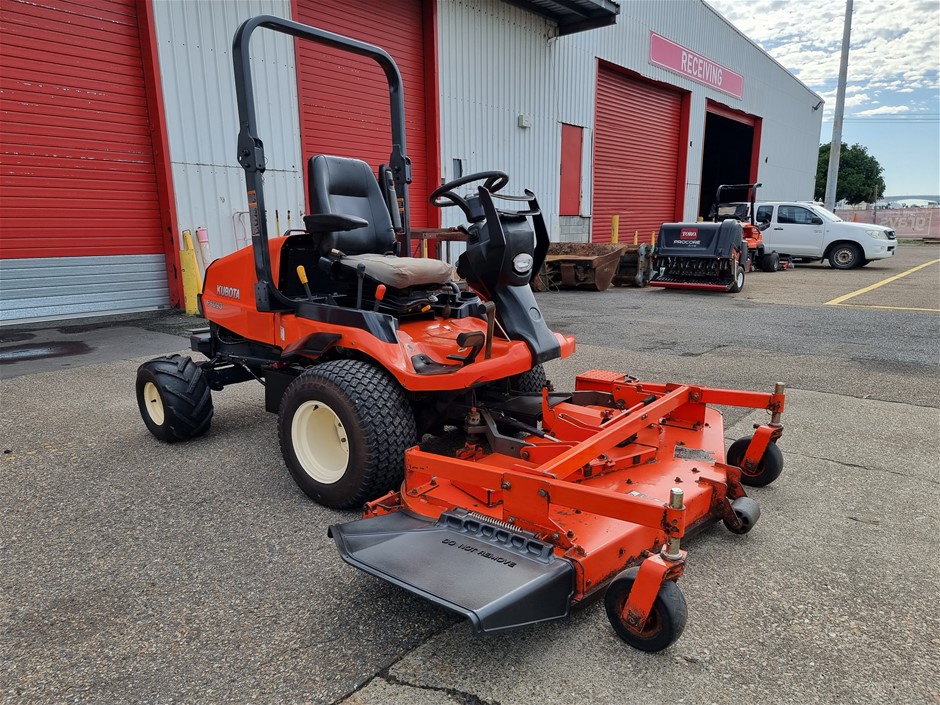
[199,238,575,391]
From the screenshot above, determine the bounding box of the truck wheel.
[510,364,549,393]
[760,252,780,272]
[604,567,688,652]
[828,243,863,269]
[136,355,213,442]
[728,266,745,293]
[278,360,416,509]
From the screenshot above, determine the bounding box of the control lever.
[372,284,387,312]
[483,301,496,359]
[296,265,314,301]
[446,331,485,366]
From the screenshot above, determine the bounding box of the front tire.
[136,355,213,442]
[510,364,549,393]
[604,567,688,652]
[278,360,416,509]
[828,243,863,269]
[728,265,745,293]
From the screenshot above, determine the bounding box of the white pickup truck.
[750,201,897,269]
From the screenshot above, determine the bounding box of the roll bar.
[232,15,413,311]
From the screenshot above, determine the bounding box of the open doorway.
[699,104,761,218]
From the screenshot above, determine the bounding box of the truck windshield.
[808,205,843,223]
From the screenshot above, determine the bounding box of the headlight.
[866,229,889,240]
[512,253,533,274]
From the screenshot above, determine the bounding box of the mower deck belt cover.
[329,509,575,632]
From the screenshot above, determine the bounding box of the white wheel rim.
[143,382,165,425]
[291,400,349,484]
[736,270,745,288]
[835,249,852,265]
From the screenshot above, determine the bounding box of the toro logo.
[216,285,240,300]
[679,229,698,240]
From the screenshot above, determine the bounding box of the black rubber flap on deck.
[329,509,575,632]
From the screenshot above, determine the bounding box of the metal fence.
[835,208,940,239]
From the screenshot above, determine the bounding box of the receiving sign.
[649,31,744,100]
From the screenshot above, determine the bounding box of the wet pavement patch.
[0,340,92,365]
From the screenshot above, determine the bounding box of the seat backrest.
[308,155,397,255]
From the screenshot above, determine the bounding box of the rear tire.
[760,252,781,272]
[728,265,745,293]
[136,355,213,442]
[278,359,416,509]
[828,243,863,269]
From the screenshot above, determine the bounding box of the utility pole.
[824,0,853,210]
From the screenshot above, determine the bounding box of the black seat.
[306,155,454,289]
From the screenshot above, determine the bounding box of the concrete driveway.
[2,244,938,705]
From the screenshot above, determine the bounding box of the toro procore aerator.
[136,16,786,651]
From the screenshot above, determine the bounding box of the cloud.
[708,0,940,118]
[857,105,912,115]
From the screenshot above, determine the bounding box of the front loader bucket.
[329,509,575,632]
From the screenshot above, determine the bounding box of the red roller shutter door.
[0,0,170,321]
[593,65,684,244]
[294,0,431,233]
[0,0,164,257]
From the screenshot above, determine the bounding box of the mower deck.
[330,370,785,646]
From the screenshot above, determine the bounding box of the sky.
[707,0,940,199]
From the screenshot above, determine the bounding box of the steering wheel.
[429,170,509,218]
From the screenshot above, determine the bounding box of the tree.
[815,142,886,204]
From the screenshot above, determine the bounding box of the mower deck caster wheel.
[604,567,688,652]
[724,496,761,534]
[136,354,214,442]
[727,437,784,487]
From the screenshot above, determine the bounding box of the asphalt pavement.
[1,244,938,705]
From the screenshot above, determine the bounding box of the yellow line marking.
[825,258,940,306]
[829,303,940,313]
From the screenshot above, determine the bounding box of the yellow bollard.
[179,230,202,315]
[611,215,620,244]
[633,230,638,246]
[651,230,657,247]
[421,237,428,258]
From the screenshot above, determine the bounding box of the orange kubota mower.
[136,16,786,652]
[712,182,783,273]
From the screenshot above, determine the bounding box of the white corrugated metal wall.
[152,0,306,267]
[437,1,561,241]
[437,0,823,245]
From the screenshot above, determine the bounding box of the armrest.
[303,213,369,234]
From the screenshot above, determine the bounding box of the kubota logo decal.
[216,285,240,300]
[680,229,698,240]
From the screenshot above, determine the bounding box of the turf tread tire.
[278,359,416,509]
[510,364,549,393]
[136,354,214,442]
